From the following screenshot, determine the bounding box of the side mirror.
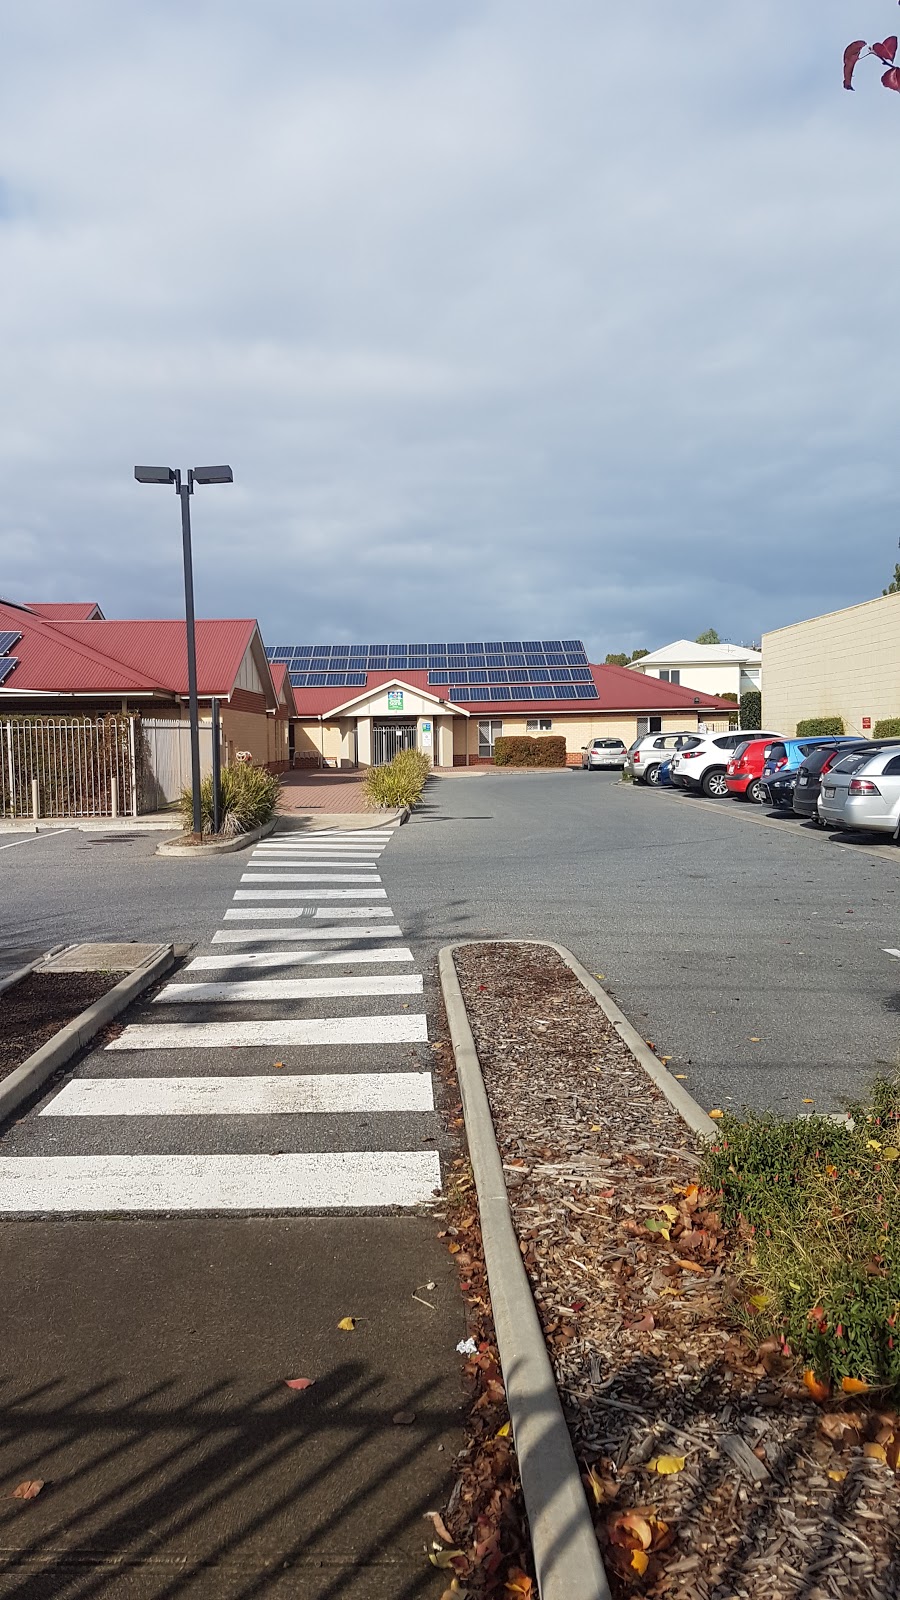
[581,746,587,751]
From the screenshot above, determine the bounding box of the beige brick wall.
[221,708,270,765]
[762,593,900,737]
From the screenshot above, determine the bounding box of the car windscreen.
[768,743,787,764]
[677,736,702,750]
[829,753,872,776]
[800,747,839,777]
[730,740,750,759]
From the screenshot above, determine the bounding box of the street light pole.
[134,463,233,836]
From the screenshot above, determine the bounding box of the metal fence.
[140,719,218,810]
[0,716,138,819]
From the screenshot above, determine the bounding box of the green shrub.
[363,748,431,809]
[493,735,566,767]
[874,719,900,738]
[179,761,281,837]
[796,717,844,737]
[533,736,567,767]
[718,692,738,704]
[700,1076,900,1393]
[739,690,761,729]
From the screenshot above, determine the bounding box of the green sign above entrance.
[387,690,404,710]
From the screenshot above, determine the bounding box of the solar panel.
[279,640,595,695]
[0,657,18,685]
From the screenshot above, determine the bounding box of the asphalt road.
[379,771,900,1117]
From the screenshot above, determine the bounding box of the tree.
[844,30,900,93]
[695,629,721,645]
[884,563,900,595]
[604,648,649,666]
[630,648,649,662]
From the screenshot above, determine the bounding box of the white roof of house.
[628,639,762,668]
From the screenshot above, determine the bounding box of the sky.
[1,1,899,661]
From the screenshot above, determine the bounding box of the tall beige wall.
[762,593,900,737]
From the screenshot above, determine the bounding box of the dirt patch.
[0,972,119,1080]
[453,941,900,1600]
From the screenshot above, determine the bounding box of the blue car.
[657,757,676,787]
[760,737,863,808]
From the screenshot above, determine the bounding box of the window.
[526,718,552,732]
[478,719,502,758]
[659,669,681,685]
[636,716,663,738]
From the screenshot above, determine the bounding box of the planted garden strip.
[452,942,900,1600]
[0,973,120,1081]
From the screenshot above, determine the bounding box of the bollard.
[31,778,39,821]
[111,776,119,819]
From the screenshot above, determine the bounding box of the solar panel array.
[0,630,20,686]
[267,640,598,700]
[0,658,18,686]
[0,631,22,657]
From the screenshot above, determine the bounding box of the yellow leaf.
[709,1109,724,1119]
[864,1442,887,1462]
[585,1464,604,1505]
[789,1281,802,1291]
[867,1140,882,1151]
[802,1098,814,1104]
[659,1204,679,1223]
[883,1148,900,1162]
[337,1317,357,1332]
[505,1571,534,1597]
[496,1421,510,1438]
[630,1550,649,1575]
[590,1125,602,1132]
[429,1549,465,1569]
[841,1376,870,1394]
[595,974,605,980]
[649,1454,686,1475]
[674,1074,687,1080]
[749,1292,771,1311]
[749,1036,760,1042]
[827,1469,847,1482]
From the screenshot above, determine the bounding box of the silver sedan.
[819,747,900,839]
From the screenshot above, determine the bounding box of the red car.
[725,737,781,803]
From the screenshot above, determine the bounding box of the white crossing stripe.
[240,873,379,883]
[185,948,415,970]
[255,843,386,852]
[248,860,380,870]
[225,905,388,920]
[42,1071,434,1117]
[211,927,402,942]
[0,1151,441,1212]
[312,907,394,919]
[884,949,900,959]
[107,1014,429,1049]
[231,890,386,902]
[153,974,423,1003]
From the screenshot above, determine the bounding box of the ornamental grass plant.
[363,747,431,809]
[179,761,281,837]
[700,1075,900,1393]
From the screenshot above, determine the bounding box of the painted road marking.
[0,829,75,851]
[211,926,403,942]
[153,974,423,1003]
[312,907,394,919]
[224,903,388,920]
[42,1071,435,1117]
[247,860,380,870]
[107,1015,429,1049]
[185,948,415,970]
[884,948,900,959]
[254,842,386,852]
[0,1151,442,1212]
[240,873,380,883]
[231,889,386,903]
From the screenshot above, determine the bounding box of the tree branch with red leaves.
[844,15,900,93]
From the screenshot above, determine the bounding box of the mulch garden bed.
[451,941,900,1600]
[0,972,118,1081]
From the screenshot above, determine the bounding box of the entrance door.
[373,722,417,765]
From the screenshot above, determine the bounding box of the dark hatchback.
[793,740,900,821]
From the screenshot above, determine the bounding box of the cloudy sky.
[1,1,898,659]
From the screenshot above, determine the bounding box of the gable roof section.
[629,639,762,667]
[269,660,298,715]
[26,602,105,621]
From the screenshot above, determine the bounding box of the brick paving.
[277,770,369,814]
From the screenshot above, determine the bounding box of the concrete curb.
[274,807,410,832]
[155,819,276,857]
[0,943,175,1125]
[438,944,613,1600]
[0,945,66,999]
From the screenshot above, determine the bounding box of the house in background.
[626,639,762,700]
[762,592,900,738]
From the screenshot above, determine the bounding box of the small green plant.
[493,736,566,767]
[700,1076,900,1392]
[363,747,431,809]
[739,690,761,729]
[874,718,900,738]
[796,717,845,736]
[179,761,281,837]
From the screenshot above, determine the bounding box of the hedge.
[796,717,845,737]
[493,735,567,767]
[739,690,761,729]
[874,719,900,738]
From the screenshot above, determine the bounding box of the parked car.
[758,736,863,809]
[724,737,782,803]
[581,737,627,770]
[792,739,900,821]
[818,746,900,837]
[670,730,783,798]
[626,732,702,786]
[656,757,676,786]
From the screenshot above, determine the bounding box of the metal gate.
[140,719,218,809]
[373,722,417,765]
[0,716,138,818]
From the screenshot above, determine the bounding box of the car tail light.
[634,752,641,763]
[848,778,881,796]
[775,757,787,769]
[680,750,702,760]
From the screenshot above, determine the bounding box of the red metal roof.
[26,602,104,620]
[288,664,734,718]
[269,660,298,714]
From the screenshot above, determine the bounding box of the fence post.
[6,724,15,818]
[31,778,39,821]
[111,775,119,818]
[128,717,138,817]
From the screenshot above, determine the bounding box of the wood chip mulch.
[452,942,900,1600]
[0,972,118,1081]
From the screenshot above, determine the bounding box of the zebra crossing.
[0,827,443,1213]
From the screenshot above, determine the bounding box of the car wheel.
[747,779,763,804]
[702,768,729,799]
[645,764,660,786]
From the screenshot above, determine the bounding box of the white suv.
[625,732,703,786]
[670,730,782,798]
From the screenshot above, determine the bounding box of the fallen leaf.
[867,1140,882,1152]
[504,1572,533,1597]
[749,1292,771,1311]
[841,1377,871,1394]
[429,1548,466,1569]
[659,1204,679,1223]
[627,1311,656,1333]
[644,1218,670,1241]
[630,1550,649,1576]
[273,1061,284,1069]
[803,1369,831,1404]
[10,1480,44,1501]
[864,1442,888,1462]
[649,1454,686,1475]
[590,1125,602,1132]
[608,1510,654,1550]
[883,1148,900,1162]
[283,1377,315,1391]
[496,1421,511,1438]
[819,1412,864,1448]
[709,1109,724,1120]
[802,1098,815,1104]
[425,1510,454,1544]
[674,1074,687,1080]
[749,1036,760,1042]
[337,1316,357,1332]
[827,1469,848,1482]
[392,1410,416,1426]
[676,1259,707,1274]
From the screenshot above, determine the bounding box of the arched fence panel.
[0,715,139,819]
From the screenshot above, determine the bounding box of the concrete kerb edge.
[0,944,67,999]
[0,943,175,1125]
[155,819,277,857]
[438,944,613,1600]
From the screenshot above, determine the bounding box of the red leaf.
[284,1377,315,1391]
[844,40,868,89]
[873,36,898,64]
[883,66,900,91]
